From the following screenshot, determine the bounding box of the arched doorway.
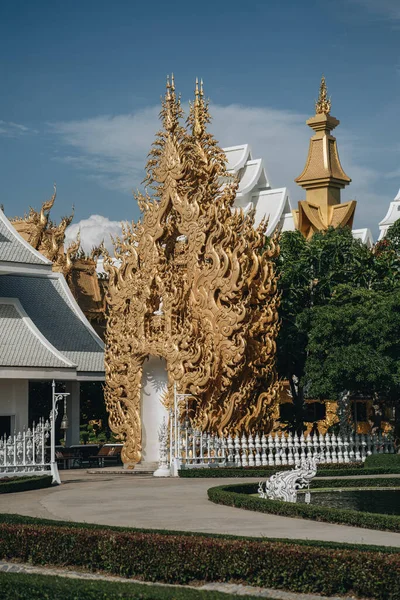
[140,356,169,464]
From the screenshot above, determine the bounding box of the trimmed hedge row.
[0,475,52,494]
[179,464,400,477]
[208,480,400,532]
[1,512,398,554]
[365,454,400,467]
[0,572,264,600]
[0,521,398,599]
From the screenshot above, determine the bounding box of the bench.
[89,444,123,468]
[55,447,81,469]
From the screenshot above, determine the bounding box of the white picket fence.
[0,420,52,478]
[173,430,395,469]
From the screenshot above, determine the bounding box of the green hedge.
[0,521,398,599]
[179,464,400,477]
[208,480,400,532]
[1,513,398,554]
[365,454,400,467]
[0,572,265,600]
[0,475,52,494]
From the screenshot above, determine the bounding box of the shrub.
[365,454,400,468]
[1,513,397,553]
[0,572,253,600]
[0,521,398,599]
[208,480,400,533]
[179,463,400,478]
[0,475,52,494]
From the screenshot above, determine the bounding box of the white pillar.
[140,357,168,464]
[65,381,80,446]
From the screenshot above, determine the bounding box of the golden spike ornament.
[315,75,331,115]
[104,77,281,466]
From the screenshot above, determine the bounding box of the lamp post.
[50,380,70,485]
[170,383,195,476]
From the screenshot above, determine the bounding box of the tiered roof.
[0,208,104,379]
[223,144,294,234]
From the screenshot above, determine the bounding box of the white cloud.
[50,100,394,236]
[0,121,37,137]
[49,108,159,192]
[65,214,123,254]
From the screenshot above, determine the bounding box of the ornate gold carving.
[10,188,107,338]
[294,76,355,238]
[104,77,281,466]
[315,75,331,115]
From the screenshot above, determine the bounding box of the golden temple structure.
[10,186,107,338]
[104,77,281,466]
[293,76,356,239]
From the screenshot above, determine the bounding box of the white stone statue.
[258,455,319,503]
[153,417,171,477]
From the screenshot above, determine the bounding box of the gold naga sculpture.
[10,186,107,337]
[104,76,281,466]
[293,76,356,238]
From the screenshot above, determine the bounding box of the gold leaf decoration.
[104,77,281,466]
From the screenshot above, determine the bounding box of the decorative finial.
[315,75,331,115]
[171,73,175,92]
[193,77,203,138]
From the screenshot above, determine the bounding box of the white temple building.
[223,144,295,234]
[0,208,104,443]
[378,189,400,240]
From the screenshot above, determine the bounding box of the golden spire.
[294,76,355,238]
[315,75,331,115]
[193,77,203,137]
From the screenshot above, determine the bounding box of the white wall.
[140,357,168,464]
[0,379,28,433]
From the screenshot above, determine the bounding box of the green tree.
[276,226,398,433]
[301,285,400,440]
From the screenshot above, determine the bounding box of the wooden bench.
[55,448,81,469]
[89,444,123,468]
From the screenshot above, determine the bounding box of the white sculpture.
[153,417,171,477]
[258,455,319,503]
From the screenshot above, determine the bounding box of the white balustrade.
[171,428,395,472]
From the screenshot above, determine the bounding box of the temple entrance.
[140,356,169,464]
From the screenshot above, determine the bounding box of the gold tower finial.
[193,76,203,137]
[315,75,331,115]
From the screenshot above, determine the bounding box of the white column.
[65,381,80,446]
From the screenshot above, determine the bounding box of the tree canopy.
[275,224,400,435]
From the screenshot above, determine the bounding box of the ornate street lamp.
[50,381,70,485]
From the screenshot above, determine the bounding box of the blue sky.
[0,0,399,247]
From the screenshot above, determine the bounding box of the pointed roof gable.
[0,208,51,267]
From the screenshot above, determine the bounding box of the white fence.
[0,420,52,478]
[171,430,395,470]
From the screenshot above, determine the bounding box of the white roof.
[352,228,374,248]
[0,208,52,270]
[378,188,400,240]
[0,297,76,369]
[223,144,294,235]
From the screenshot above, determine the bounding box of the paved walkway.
[0,561,365,600]
[0,469,399,547]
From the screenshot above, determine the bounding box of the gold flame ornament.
[104,77,281,466]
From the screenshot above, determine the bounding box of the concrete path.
[0,470,399,547]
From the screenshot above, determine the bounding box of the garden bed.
[0,515,398,599]
[208,478,400,532]
[0,475,52,494]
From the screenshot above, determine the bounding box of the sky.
[0,0,399,250]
